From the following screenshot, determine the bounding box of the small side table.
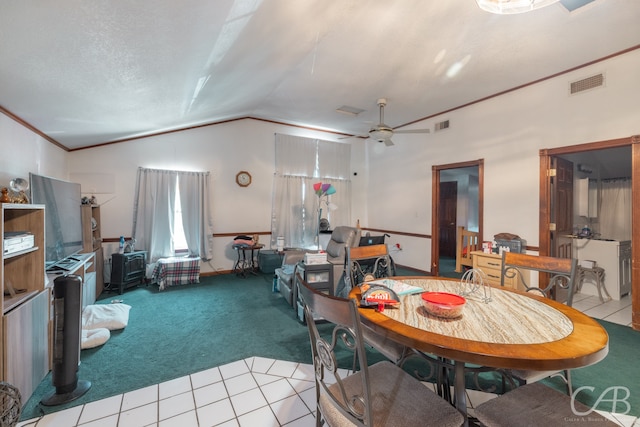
[295,261,333,323]
[232,244,264,277]
[576,265,611,302]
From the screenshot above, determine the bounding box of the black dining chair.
[499,251,578,395]
[474,382,619,427]
[473,252,608,427]
[296,272,464,427]
[344,245,409,367]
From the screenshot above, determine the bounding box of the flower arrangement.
[313,182,336,198]
[313,182,336,250]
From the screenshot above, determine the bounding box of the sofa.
[275,226,361,307]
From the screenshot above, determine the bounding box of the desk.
[232,244,264,277]
[350,277,609,424]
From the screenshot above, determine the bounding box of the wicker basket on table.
[0,382,21,427]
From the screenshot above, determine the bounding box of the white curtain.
[178,171,214,260]
[598,178,631,241]
[272,134,351,249]
[133,168,213,263]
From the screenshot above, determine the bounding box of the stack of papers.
[367,279,423,295]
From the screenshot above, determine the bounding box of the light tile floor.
[19,293,637,427]
[572,291,633,327]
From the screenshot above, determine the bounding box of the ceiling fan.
[368,98,430,146]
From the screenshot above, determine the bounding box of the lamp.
[475,0,559,14]
[313,182,337,251]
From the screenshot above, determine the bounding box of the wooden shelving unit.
[81,204,104,296]
[2,204,45,313]
[1,203,48,403]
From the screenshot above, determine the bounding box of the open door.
[550,156,574,259]
[432,160,484,277]
[540,136,640,330]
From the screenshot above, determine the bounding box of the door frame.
[431,159,484,277]
[539,135,640,330]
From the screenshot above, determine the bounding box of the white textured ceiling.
[1,0,639,150]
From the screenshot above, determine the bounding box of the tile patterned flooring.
[19,293,637,427]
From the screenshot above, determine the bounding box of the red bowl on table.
[421,292,466,319]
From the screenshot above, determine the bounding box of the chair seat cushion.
[509,368,564,384]
[320,361,463,427]
[474,382,619,426]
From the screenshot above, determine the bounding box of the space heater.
[41,274,91,406]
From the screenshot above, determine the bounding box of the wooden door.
[439,181,458,258]
[551,157,574,259]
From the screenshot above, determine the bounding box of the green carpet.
[20,270,640,421]
[543,319,640,416]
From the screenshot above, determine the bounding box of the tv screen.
[29,173,84,266]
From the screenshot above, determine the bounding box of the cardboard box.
[304,252,327,265]
[580,259,596,269]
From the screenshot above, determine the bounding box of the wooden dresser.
[471,251,529,291]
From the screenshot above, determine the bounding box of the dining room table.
[349,276,610,426]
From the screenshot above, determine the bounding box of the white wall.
[366,49,640,271]
[2,49,639,274]
[0,114,68,185]
[67,119,348,273]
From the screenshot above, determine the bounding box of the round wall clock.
[235,171,252,187]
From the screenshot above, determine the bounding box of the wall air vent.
[434,119,450,132]
[570,73,604,95]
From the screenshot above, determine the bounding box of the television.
[29,173,84,268]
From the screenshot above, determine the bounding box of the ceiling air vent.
[335,105,365,116]
[570,73,604,95]
[434,119,450,132]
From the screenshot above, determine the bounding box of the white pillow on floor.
[81,328,110,349]
[82,303,131,330]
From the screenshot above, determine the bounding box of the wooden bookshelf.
[1,203,48,403]
[81,204,104,296]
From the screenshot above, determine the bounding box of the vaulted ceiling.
[1,0,638,150]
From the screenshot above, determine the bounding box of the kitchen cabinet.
[574,239,631,300]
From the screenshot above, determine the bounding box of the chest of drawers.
[471,251,529,290]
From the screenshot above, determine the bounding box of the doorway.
[431,160,484,277]
[539,136,639,330]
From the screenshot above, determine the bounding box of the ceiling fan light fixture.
[475,0,559,14]
[369,127,393,142]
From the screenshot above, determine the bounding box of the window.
[133,167,213,263]
[271,134,351,249]
[173,181,188,253]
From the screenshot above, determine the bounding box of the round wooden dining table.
[349,276,609,425]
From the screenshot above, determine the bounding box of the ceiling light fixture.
[369,127,393,142]
[475,0,559,14]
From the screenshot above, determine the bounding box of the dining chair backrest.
[296,272,374,425]
[346,244,394,287]
[501,252,578,306]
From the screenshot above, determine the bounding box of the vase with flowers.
[313,182,337,251]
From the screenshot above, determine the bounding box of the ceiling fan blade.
[394,129,430,134]
[384,138,394,146]
[339,134,368,140]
